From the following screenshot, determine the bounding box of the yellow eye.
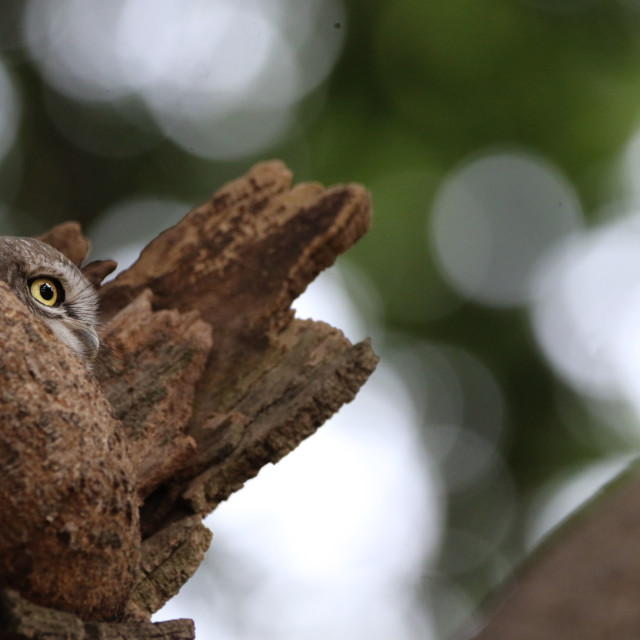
[30,277,60,307]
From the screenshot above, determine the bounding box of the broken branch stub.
[98,160,378,528]
[0,589,195,640]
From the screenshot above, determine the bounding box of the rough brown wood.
[95,291,213,499]
[99,160,376,526]
[126,516,213,620]
[0,589,195,639]
[0,161,378,637]
[82,259,118,286]
[0,282,139,622]
[38,221,89,267]
[182,319,377,515]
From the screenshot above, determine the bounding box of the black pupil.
[40,283,54,301]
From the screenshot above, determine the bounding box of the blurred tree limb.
[469,465,640,639]
[0,161,378,638]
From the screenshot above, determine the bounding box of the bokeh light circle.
[430,150,582,307]
[23,0,128,101]
[23,0,346,160]
[117,1,271,102]
[531,213,640,430]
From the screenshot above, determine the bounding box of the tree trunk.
[0,161,378,639]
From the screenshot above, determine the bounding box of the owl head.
[0,236,99,363]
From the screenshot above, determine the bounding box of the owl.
[0,236,99,363]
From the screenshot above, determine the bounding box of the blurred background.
[3,0,640,637]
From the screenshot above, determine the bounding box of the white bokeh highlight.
[117,1,273,106]
[532,214,640,420]
[23,0,345,159]
[523,131,640,556]
[23,1,127,101]
[387,340,515,634]
[431,150,582,307]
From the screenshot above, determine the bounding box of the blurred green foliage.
[320,0,640,487]
[4,0,640,634]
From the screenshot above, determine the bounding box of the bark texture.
[0,282,140,622]
[0,589,194,640]
[0,161,378,638]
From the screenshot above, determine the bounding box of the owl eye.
[29,277,62,307]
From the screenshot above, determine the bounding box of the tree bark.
[0,161,378,638]
[0,282,140,622]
